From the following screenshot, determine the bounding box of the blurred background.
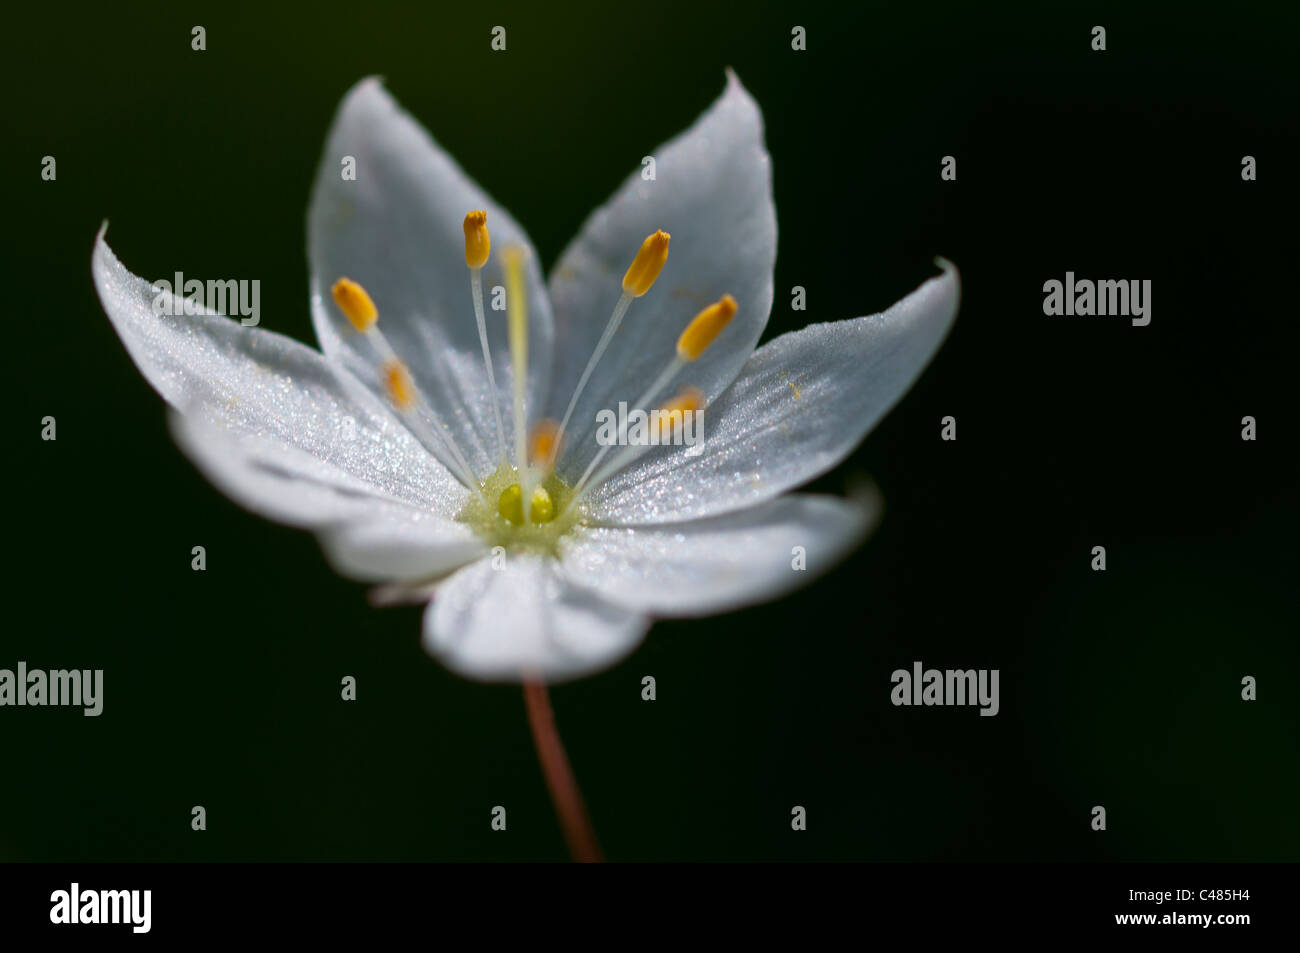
[3,0,1297,860]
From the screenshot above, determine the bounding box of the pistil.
[503,246,533,520]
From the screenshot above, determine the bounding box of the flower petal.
[561,493,878,617]
[308,78,554,477]
[424,555,650,683]
[545,70,776,481]
[93,228,464,526]
[318,507,486,583]
[176,413,484,583]
[586,261,960,525]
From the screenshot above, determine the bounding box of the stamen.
[555,229,671,452]
[654,386,704,441]
[330,276,484,498]
[464,211,507,463]
[570,295,735,503]
[574,386,709,503]
[331,278,378,332]
[382,358,417,410]
[503,246,532,520]
[677,294,737,361]
[622,229,671,297]
[529,419,562,471]
[571,358,684,497]
[463,210,491,268]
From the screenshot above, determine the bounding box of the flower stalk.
[522,678,603,863]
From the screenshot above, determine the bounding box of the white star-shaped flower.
[93,73,960,684]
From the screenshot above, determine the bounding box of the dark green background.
[5,1,1297,861]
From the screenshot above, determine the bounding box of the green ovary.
[498,483,555,524]
[457,462,583,556]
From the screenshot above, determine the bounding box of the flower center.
[455,462,579,556]
[328,211,740,552]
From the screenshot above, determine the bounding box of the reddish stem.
[522,678,603,863]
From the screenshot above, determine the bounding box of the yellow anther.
[331,278,378,332]
[656,387,705,439]
[622,229,671,297]
[498,483,555,524]
[463,210,491,269]
[676,294,737,361]
[382,359,416,410]
[529,419,562,468]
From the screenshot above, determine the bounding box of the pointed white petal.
[587,262,959,525]
[561,493,878,617]
[318,508,486,583]
[175,415,482,583]
[308,79,554,476]
[94,228,465,525]
[546,71,776,481]
[424,555,650,683]
[176,411,484,582]
[170,410,423,518]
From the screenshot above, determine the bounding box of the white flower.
[93,72,960,684]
